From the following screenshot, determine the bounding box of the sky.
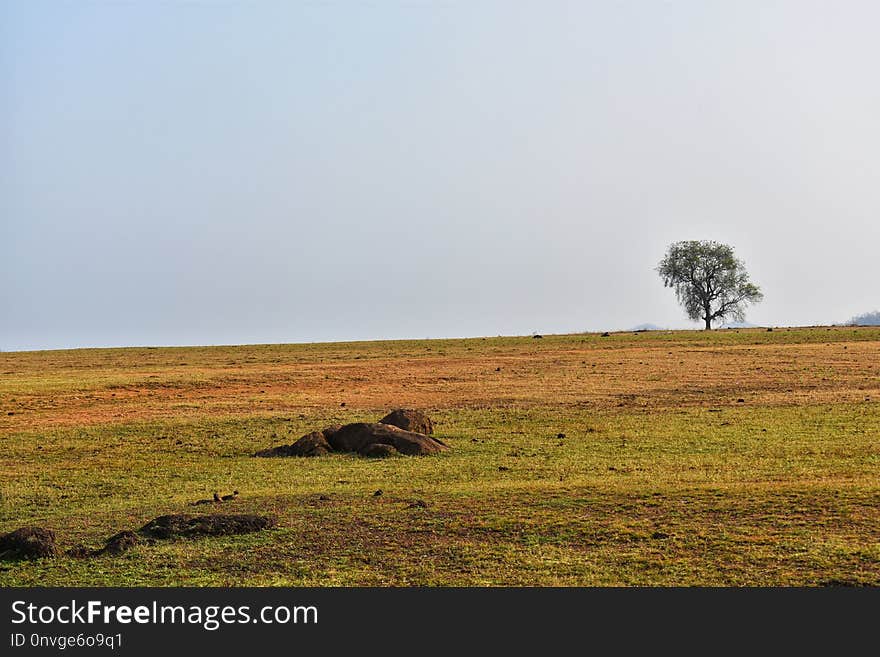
[2,1,878,351]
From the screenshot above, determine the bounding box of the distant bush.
[846,310,880,326]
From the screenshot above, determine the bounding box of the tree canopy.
[657,240,763,330]
[846,311,880,326]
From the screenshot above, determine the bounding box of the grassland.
[1,326,879,586]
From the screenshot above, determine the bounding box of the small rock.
[557,433,566,439]
[498,466,510,471]
[373,489,383,497]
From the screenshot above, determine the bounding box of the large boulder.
[328,422,448,456]
[252,419,448,458]
[0,526,58,559]
[289,431,333,456]
[254,425,340,457]
[378,409,434,435]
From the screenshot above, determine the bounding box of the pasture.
[1,326,878,585]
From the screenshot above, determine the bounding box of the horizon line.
[3,323,874,355]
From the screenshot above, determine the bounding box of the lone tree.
[657,240,763,330]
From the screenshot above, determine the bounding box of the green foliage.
[658,240,763,329]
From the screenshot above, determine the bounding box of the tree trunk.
[702,297,713,330]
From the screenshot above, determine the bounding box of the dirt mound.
[254,425,339,457]
[140,514,275,539]
[0,526,58,559]
[378,409,434,435]
[69,514,273,559]
[101,530,140,555]
[329,423,448,456]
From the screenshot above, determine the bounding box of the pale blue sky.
[2,1,878,351]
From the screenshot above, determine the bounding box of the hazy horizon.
[4,317,875,355]
[4,2,878,352]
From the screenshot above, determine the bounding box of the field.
[1,326,879,586]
